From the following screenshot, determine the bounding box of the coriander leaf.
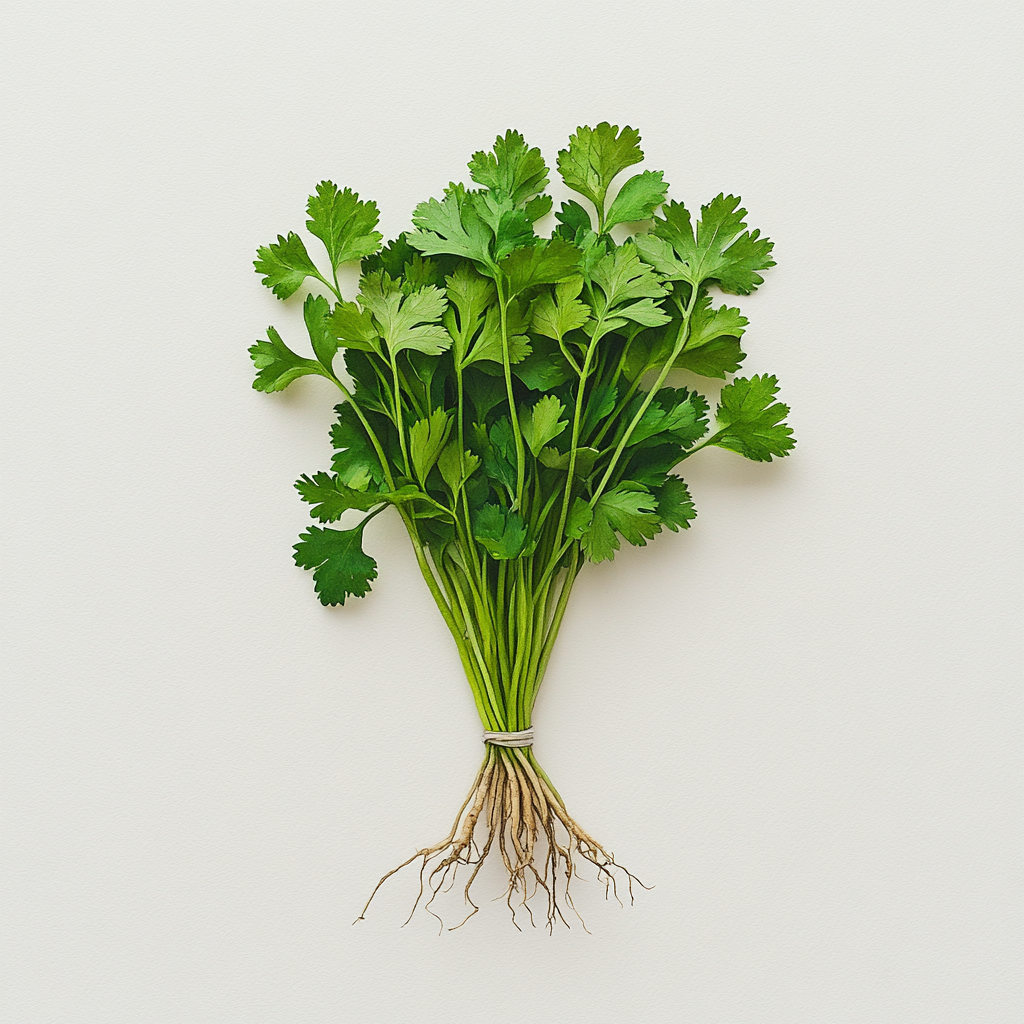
[557,122,644,215]
[650,194,775,294]
[580,383,617,436]
[438,441,480,493]
[621,441,686,488]
[407,186,494,266]
[605,170,668,229]
[254,232,320,300]
[468,129,549,208]
[626,388,709,447]
[305,181,383,269]
[408,409,453,484]
[303,293,337,371]
[513,335,574,390]
[524,194,552,223]
[464,372,508,422]
[249,326,329,392]
[470,418,516,495]
[443,263,495,365]
[589,243,669,320]
[330,403,385,489]
[539,446,599,477]
[519,395,568,456]
[293,523,378,605]
[566,497,593,540]
[554,200,593,240]
[672,295,748,377]
[462,303,531,367]
[579,482,659,562]
[530,278,591,341]
[599,482,660,545]
[362,234,455,288]
[358,272,452,356]
[614,297,672,327]
[711,374,795,461]
[685,295,748,349]
[498,238,582,297]
[327,299,380,353]
[675,336,745,378]
[654,476,696,531]
[445,264,494,330]
[632,232,690,280]
[469,191,536,258]
[295,471,392,521]
[473,503,527,559]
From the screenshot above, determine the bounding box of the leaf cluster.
[250,125,794,607]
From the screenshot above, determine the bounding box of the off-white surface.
[2,2,1022,1021]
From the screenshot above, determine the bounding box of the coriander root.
[356,747,640,932]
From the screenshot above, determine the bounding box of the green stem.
[589,286,701,504]
[497,280,527,507]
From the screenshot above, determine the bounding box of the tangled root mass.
[355,745,644,931]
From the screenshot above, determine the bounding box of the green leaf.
[686,295,748,349]
[673,295,748,378]
[249,326,328,392]
[649,195,774,294]
[468,129,549,208]
[519,395,568,456]
[589,243,669,322]
[674,336,745,378]
[633,232,690,280]
[471,420,516,495]
[580,383,617,437]
[362,234,455,288]
[462,303,531,367]
[305,181,383,269]
[530,276,591,341]
[254,232,319,300]
[626,388,709,447]
[579,482,660,562]
[295,472,391,522]
[620,441,685,488]
[554,200,593,240]
[557,122,645,214]
[408,409,452,484]
[293,524,378,606]
[498,238,582,297]
[358,272,452,356]
[614,297,672,327]
[524,194,552,223]
[303,293,337,372]
[468,191,536,259]
[330,403,384,489]
[327,299,380,353]
[566,497,593,540]
[438,441,480,493]
[539,446,599,477]
[512,335,574,391]
[407,186,494,266]
[599,482,661,545]
[712,375,795,461]
[605,170,668,229]
[473,503,527,559]
[654,476,697,531]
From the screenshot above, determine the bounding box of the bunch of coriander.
[250,123,794,929]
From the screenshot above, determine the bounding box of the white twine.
[483,728,534,748]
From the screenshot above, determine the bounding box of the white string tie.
[483,728,534,748]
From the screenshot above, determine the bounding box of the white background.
[2,1,1022,1021]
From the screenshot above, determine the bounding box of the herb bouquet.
[249,124,794,928]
